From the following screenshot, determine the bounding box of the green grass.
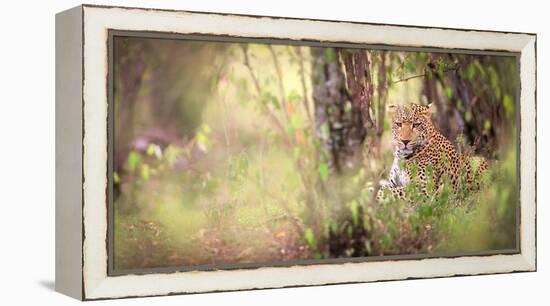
[112,44,517,269]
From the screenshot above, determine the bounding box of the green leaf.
[163,145,180,166]
[288,89,301,102]
[466,63,476,80]
[140,164,150,180]
[304,228,317,248]
[475,61,486,78]
[438,64,445,76]
[330,221,338,234]
[323,48,337,62]
[261,91,279,109]
[127,151,141,172]
[444,87,453,99]
[484,119,492,130]
[503,94,514,117]
[146,144,155,156]
[113,171,120,184]
[465,111,472,123]
[292,147,301,161]
[271,98,280,110]
[488,66,501,99]
[350,200,359,226]
[318,162,329,182]
[146,144,162,160]
[290,114,301,129]
[197,132,208,148]
[239,155,249,174]
[407,62,415,73]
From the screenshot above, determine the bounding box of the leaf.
[146,144,162,160]
[163,145,180,166]
[290,114,301,129]
[350,200,359,226]
[483,119,492,131]
[304,228,317,248]
[503,94,514,117]
[288,89,301,102]
[140,164,150,180]
[323,48,337,62]
[239,155,249,175]
[475,61,486,78]
[444,87,453,99]
[407,62,415,73]
[466,63,476,80]
[383,121,390,131]
[438,64,445,76]
[127,151,141,172]
[330,221,338,234]
[196,132,208,152]
[261,91,279,109]
[465,111,472,123]
[292,147,301,161]
[146,144,155,156]
[113,171,120,184]
[318,162,329,182]
[488,66,501,99]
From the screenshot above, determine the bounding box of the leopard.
[377,103,488,202]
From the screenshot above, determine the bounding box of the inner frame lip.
[106,28,522,277]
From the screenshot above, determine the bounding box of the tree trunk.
[372,51,388,158]
[310,48,371,174]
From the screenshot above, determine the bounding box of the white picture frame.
[55,4,536,300]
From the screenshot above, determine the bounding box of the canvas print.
[111,36,518,271]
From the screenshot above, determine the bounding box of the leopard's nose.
[401,140,410,146]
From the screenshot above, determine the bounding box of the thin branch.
[363,50,375,128]
[293,46,313,126]
[392,66,459,84]
[240,45,288,140]
[268,45,290,122]
[377,51,387,137]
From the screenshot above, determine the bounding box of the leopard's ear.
[425,103,433,117]
[426,102,434,116]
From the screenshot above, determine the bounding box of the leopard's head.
[389,103,434,160]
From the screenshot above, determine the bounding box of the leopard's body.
[377,103,488,201]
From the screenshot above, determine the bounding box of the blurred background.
[112,36,518,270]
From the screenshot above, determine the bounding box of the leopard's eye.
[395,122,402,128]
[412,123,421,129]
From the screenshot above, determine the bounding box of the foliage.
[113,40,518,269]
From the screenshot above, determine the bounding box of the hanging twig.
[268,45,290,122]
[377,51,387,137]
[293,46,313,126]
[392,66,459,84]
[240,45,288,140]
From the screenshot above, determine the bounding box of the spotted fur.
[377,103,488,202]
